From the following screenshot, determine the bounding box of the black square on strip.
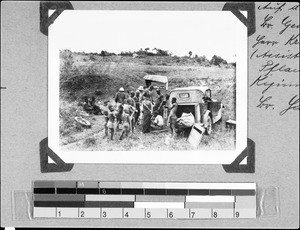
[188,189,210,195]
[34,188,55,194]
[100,188,121,194]
[56,188,77,194]
[145,189,166,195]
[122,188,144,195]
[231,190,256,196]
[34,201,85,207]
[209,189,232,195]
[77,188,99,194]
[166,189,188,195]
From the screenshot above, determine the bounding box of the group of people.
[81,85,215,141]
[100,85,179,140]
[82,96,102,115]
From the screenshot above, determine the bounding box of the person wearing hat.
[115,87,126,104]
[137,86,144,102]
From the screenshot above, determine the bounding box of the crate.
[226,119,236,129]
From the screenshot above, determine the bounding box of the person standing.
[167,97,178,138]
[102,101,109,138]
[133,91,141,125]
[107,105,116,140]
[115,104,124,131]
[142,92,153,133]
[148,85,155,103]
[115,87,126,104]
[119,112,131,140]
[137,86,144,102]
[123,98,137,133]
[153,90,164,116]
[127,91,136,107]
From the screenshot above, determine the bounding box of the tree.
[210,55,227,66]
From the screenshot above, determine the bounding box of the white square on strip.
[190,209,212,219]
[78,208,100,218]
[234,208,256,218]
[167,209,189,219]
[56,208,78,218]
[123,208,145,219]
[212,208,234,219]
[134,202,184,209]
[145,208,168,219]
[186,196,235,202]
[101,208,123,219]
[34,207,56,218]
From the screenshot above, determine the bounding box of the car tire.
[205,116,213,135]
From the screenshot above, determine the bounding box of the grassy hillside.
[59,50,236,150]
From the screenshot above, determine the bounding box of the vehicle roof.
[170,86,210,93]
[144,75,168,83]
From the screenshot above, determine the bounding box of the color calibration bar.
[33,181,257,219]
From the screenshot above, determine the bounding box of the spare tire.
[75,117,91,128]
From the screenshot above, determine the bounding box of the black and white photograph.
[48,10,247,164]
[1,2,299,228]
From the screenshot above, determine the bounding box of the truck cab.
[144,75,168,99]
[169,86,223,135]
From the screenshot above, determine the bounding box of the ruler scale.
[33,181,257,219]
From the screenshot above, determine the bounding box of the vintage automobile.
[144,75,168,96]
[169,86,223,135]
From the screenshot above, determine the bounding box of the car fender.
[213,104,223,123]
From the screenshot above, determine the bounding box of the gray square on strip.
[77,181,99,188]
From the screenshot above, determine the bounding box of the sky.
[50,10,246,63]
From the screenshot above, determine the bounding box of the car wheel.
[205,116,213,135]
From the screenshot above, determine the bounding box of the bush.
[83,137,96,147]
[59,100,84,137]
[119,51,133,56]
[210,55,227,66]
[60,49,79,81]
[154,48,170,56]
[100,50,116,57]
[195,55,209,64]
